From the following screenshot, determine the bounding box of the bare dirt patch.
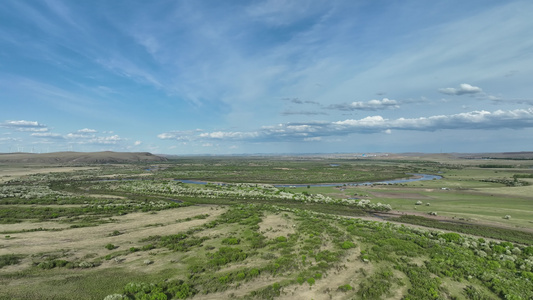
[280,249,368,300]
[258,213,296,239]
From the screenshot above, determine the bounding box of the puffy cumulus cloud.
[0,120,47,130]
[159,108,533,143]
[328,98,399,111]
[335,109,533,132]
[438,83,482,95]
[134,140,142,146]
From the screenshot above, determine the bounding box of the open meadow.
[1,153,533,299]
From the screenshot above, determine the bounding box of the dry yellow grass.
[259,213,296,239]
[281,249,367,300]
[0,206,226,267]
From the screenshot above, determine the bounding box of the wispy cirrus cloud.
[438,83,482,96]
[328,98,400,111]
[281,110,327,116]
[489,98,533,106]
[31,132,64,139]
[157,129,204,141]
[282,98,320,105]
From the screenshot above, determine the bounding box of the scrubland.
[1,155,532,299]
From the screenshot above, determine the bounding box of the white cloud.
[134,140,142,146]
[159,108,533,143]
[66,133,93,139]
[85,135,123,145]
[157,129,203,141]
[31,132,64,139]
[329,98,400,111]
[198,131,261,139]
[438,83,483,95]
[16,127,49,132]
[77,128,97,133]
[1,120,47,130]
[0,137,22,142]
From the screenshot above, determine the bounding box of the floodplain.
[1,153,532,299]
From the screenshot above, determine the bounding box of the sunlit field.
[1,155,532,299]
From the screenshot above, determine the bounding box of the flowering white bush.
[0,185,69,199]
[94,181,393,211]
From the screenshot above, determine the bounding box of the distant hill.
[0,151,167,164]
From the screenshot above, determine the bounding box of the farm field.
[1,153,533,299]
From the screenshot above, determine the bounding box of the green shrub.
[338,284,353,292]
[38,260,56,269]
[142,244,155,251]
[207,247,247,268]
[275,236,287,243]
[105,243,117,250]
[248,268,260,277]
[0,254,24,269]
[236,272,246,281]
[221,237,240,245]
[440,233,463,243]
[307,277,315,286]
[341,241,356,249]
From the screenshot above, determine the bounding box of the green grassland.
[0,155,532,299]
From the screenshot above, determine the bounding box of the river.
[177,173,442,187]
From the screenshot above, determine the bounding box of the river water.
[177,173,442,187]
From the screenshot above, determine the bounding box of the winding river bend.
[177,173,442,187]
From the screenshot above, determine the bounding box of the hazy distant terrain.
[0,151,167,164]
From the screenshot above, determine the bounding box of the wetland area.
[1,153,533,299]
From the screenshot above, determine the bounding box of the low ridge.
[0,151,167,164]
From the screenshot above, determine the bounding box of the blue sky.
[1,0,533,154]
